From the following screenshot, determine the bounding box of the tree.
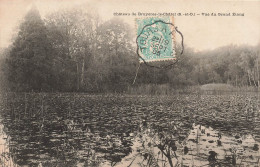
[45,8,98,91]
[0,47,10,91]
[5,6,54,91]
[93,18,136,92]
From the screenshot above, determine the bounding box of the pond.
[0,93,259,166]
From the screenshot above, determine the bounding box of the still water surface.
[0,93,259,166]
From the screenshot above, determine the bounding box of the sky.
[0,0,259,51]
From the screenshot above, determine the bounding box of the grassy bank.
[127,84,200,95]
[127,83,260,95]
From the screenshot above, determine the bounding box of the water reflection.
[116,124,260,167]
[1,112,135,166]
[0,94,139,166]
[0,93,259,166]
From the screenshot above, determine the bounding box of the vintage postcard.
[0,0,260,166]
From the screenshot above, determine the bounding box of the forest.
[0,5,260,167]
[0,7,259,93]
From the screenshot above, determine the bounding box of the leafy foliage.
[1,7,260,92]
[5,7,54,91]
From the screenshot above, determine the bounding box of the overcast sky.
[0,0,259,51]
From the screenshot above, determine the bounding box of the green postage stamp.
[136,17,176,63]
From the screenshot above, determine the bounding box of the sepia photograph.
[0,0,260,166]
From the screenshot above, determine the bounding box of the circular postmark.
[136,17,183,68]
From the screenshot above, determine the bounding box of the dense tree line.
[0,7,259,92]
